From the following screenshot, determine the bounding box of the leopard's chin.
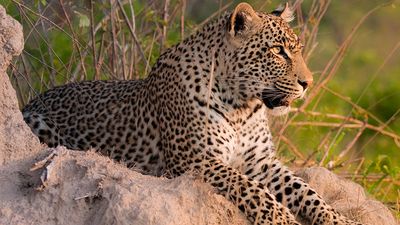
[267,106,290,116]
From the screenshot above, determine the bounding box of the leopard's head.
[223,3,312,114]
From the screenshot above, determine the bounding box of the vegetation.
[1,0,399,218]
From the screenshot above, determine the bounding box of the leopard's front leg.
[167,150,300,225]
[159,96,298,224]
[242,152,363,225]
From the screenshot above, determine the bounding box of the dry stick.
[294,0,319,55]
[291,107,400,145]
[9,65,26,106]
[66,41,78,81]
[304,0,331,62]
[96,33,106,79]
[396,191,400,213]
[316,129,332,153]
[117,0,149,71]
[278,5,382,155]
[335,125,366,163]
[150,0,181,53]
[293,0,305,40]
[17,9,49,90]
[16,4,68,80]
[192,2,232,33]
[67,0,127,80]
[116,7,127,80]
[289,121,400,142]
[345,175,400,187]
[168,2,184,28]
[37,3,56,87]
[300,129,332,167]
[144,32,157,77]
[13,6,49,97]
[180,0,186,41]
[20,50,61,84]
[350,157,366,183]
[364,106,400,148]
[130,44,137,79]
[89,0,99,80]
[97,44,117,79]
[201,50,215,206]
[9,62,43,106]
[127,0,136,79]
[324,85,400,146]
[21,0,51,38]
[141,1,181,53]
[318,122,346,167]
[257,0,272,12]
[25,52,49,93]
[121,29,128,80]
[160,0,170,53]
[58,0,88,81]
[322,86,388,128]
[279,135,305,160]
[134,0,156,18]
[359,40,400,102]
[12,1,78,45]
[204,50,215,142]
[357,40,400,149]
[310,5,389,160]
[310,5,380,107]
[110,0,118,76]
[70,9,111,80]
[290,108,364,125]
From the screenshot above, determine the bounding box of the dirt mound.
[0,147,249,225]
[0,5,397,225]
[296,167,398,225]
[0,5,43,166]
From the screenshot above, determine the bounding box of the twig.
[290,121,400,144]
[90,0,99,80]
[180,0,186,41]
[117,0,149,71]
[160,0,170,52]
[192,2,232,33]
[58,0,88,81]
[278,4,382,138]
[337,124,366,161]
[279,135,305,160]
[110,0,118,76]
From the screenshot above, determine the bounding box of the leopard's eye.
[271,46,289,59]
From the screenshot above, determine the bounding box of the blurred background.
[0,0,399,217]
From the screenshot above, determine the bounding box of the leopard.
[22,3,363,225]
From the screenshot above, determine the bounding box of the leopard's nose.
[298,79,312,90]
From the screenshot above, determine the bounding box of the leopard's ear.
[228,3,261,37]
[271,3,294,23]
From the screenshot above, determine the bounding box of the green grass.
[2,0,399,218]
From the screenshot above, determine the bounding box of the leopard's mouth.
[261,86,304,109]
[262,97,290,109]
[261,88,291,109]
